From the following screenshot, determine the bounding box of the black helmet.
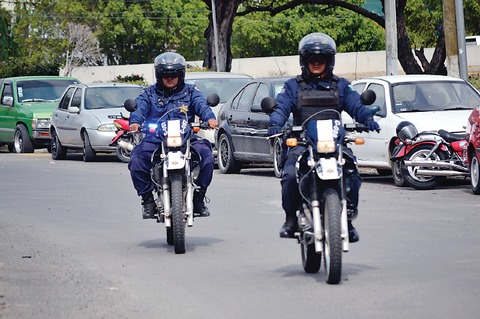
[154,52,186,88]
[396,121,418,142]
[298,32,336,80]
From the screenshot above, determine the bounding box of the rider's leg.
[191,139,214,217]
[343,148,362,242]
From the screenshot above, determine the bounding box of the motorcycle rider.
[128,51,218,219]
[268,32,380,242]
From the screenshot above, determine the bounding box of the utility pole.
[385,0,398,75]
[444,0,460,77]
[455,0,468,80]
[211,0,221,72]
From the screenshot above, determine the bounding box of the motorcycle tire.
[392,159,408,187]
[273,137,284,179]
[116,143,131,163]
[170,171,186,254]
[323,188,343,285]
[470,151,480,195]
[404,144,446,190]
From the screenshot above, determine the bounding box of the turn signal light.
[286,138,298,147]
[354,137,365,145]
[193,126,201,133]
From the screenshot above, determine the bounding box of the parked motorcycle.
[261,90,375,284]
[391,121,469,190]
[110,108,142,163]
[124,94,219,254]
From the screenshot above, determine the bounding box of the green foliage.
[114,74,148,86]
[0,57,59,78]
[469,74,480,91]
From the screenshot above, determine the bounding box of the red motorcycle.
[110,112,141,163]
[391,121,469,190]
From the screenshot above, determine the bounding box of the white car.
[343,75,480,175]
[185,72,252,151]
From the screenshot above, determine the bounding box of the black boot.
[193,188,210,217]
[141,192,156,219]
[348,220,359,243]
[279,214,297,238]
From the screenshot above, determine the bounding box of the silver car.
[50,83,143,161]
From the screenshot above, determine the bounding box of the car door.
[344,80,390,166]
[244,82,271,160]
[52,87,75,145]
[62,87,84,146]
[226,82,257,159]
[0,80,15,142]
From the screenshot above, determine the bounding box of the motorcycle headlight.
[98,123,116,132]
[316,140,335,153]
[32,119,50,129]
[167,136,182,147]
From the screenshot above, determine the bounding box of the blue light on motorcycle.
[147,123,158,134]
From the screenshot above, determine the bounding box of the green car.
[0,76,79,153]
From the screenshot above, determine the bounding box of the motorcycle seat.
[438,129,466,143]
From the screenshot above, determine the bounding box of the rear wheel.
[273,137,283,178]
[470,151,480,195]
[13,125,34,153]
[170,172,186,254]
[323,188,342,284]
[51,130,67,160]
[218,133,241,174]
[301,225,322,273]
[116,142,131,163]
[404,144,446,190]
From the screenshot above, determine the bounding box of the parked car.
[215,76,291,177]
[344,75,480,176]
[50,83,143,162]
[0,76,79,153]
[466,106,480,194]
[185,72,252,150]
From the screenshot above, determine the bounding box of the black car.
[215,76,291,177]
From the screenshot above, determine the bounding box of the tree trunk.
[203,0,242,71]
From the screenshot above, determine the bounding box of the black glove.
[268,126,282,136]
[365,118,380,133]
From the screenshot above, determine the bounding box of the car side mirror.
[124,99,137,112]
[2,96,13,106]
[206,93,220,107]
[261,97,277,114]
[68,106,80,113]
[360,89,376,106]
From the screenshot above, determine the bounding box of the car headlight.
[32,119,50,129]
[97,123,116,132]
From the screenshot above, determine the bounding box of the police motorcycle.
[262,89,375,284]
[124,94,219,254]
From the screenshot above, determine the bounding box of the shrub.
[115,74,148,87]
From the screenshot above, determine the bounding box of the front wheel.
[83,132,96,162]
[273,137,284,178]
[13,125,34,153]
[470,151,480,195]
[392,160,407,187]
[170,172,186,254]
[404,144,446,190]
[116,140,131,163]
[323,188,343,284]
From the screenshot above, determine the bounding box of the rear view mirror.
[124,99,137,112]
[360,90,376,106]
[261,97,277,114]
[206,93,220,107]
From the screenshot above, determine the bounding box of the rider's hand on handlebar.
[129,123,141,132]
[268,126,281,136]
[365,119,381,133]
[207,119,218,129]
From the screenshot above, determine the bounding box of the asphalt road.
[1,150,480,319]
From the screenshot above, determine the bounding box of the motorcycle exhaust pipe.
[118,140,134,151]
[413,169,470,177]
[404,160,469,172]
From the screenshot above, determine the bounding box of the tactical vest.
[293,75,340,126]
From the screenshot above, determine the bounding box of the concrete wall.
[65,46,480,84]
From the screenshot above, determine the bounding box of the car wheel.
[51,130,67,160]
[273,137,284,178]
[392,160,407,187]
[13,125,34,153]
[471,151,480,195]
[217,133,241,174]
[83,132,96,162]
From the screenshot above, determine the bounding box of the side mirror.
[206,93,220,107]
[67,106,80,113]
[261,97,277,114]
[360,89,376,106]
[2,96,13,106]
[124,99,137,112]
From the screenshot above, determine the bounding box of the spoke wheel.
[273,137,283,178]
[323,188,342,284]
[170,172,186,254]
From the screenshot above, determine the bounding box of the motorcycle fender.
[315,157,340,180]
[391,144,406,160]
[110,131,124,145]
[166,151,186,170]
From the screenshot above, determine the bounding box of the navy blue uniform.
[270,76,372,215]
[128,83,216,196]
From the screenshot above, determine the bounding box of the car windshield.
[85,86,142,109]
[185,78,251,103]
[17,79,77,103]
[391,81,480,113]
